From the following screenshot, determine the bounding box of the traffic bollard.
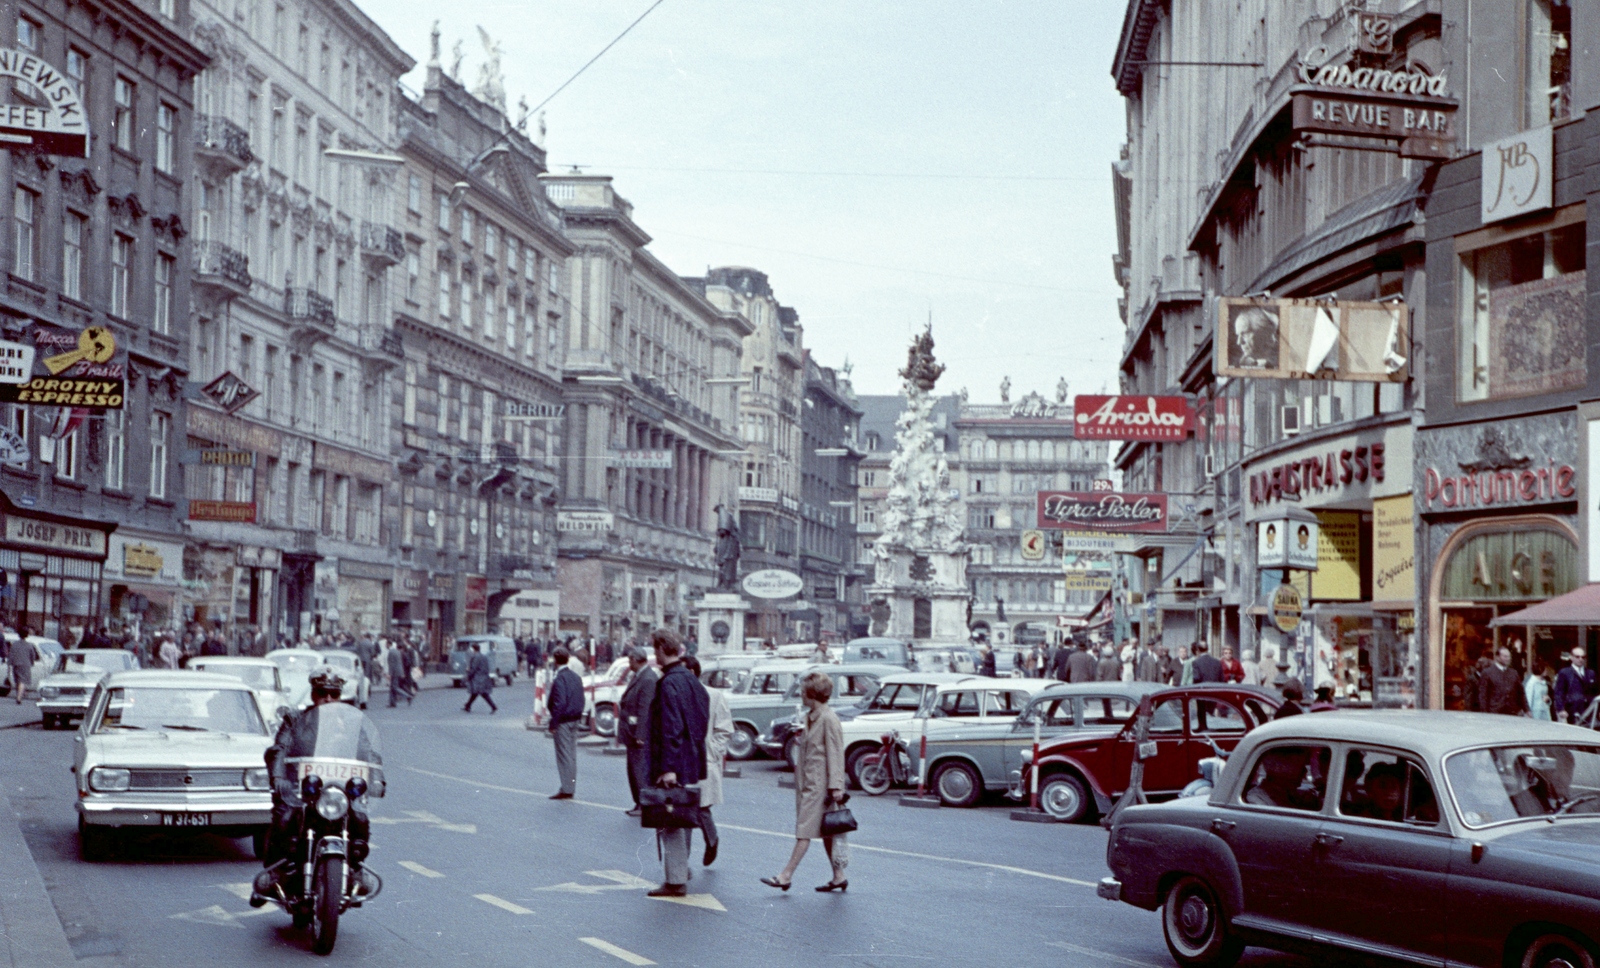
[898,718,939,808]
[1010,713,1051,822]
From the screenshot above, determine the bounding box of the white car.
[73,670,274,860]
[585,657,635,737]
[4,633,63,700]
[186,656,293,728]
[37,650,139,730]
[315,650,372,709]
[264,648,326,710]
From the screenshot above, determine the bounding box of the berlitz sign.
[1072,395,1191,441]
[1036,492,1168,534]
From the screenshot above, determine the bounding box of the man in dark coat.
[1051,643,1073,681]
[646,629,709,897]
[618,647,659,816]
[387,642,410,707]
[1554,646,1598,723]
[463,643,497,713]
[1190,642,1225,684]
[1478,647,1529,716]
[1065,641,1097,683]
[978,645,996,678]
[546,645,585,798]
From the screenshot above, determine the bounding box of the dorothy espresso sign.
[1037,491,1169,534]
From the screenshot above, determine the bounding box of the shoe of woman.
[759,876,791,891]
[815,880,848,892]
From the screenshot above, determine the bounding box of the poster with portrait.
[1216,297,1409,382]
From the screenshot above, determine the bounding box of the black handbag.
[639,785,701,829]
[821,793,857,837]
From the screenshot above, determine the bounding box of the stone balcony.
[192,241,251,303]
[360,221,405,268]
[193,115,253,180]
[284,287,336,350]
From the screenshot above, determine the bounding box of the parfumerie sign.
[0,49,89,156]
[1036,491,1168,534]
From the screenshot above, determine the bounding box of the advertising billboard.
[1072,395,1192,441]
[1036,491,1168,533]
[1216,297,1409,382]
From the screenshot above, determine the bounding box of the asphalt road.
[0,681,1314,968]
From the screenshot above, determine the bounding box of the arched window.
[1042,440,1055,462]
[985,440,998,460]
[1027,440,1041,462]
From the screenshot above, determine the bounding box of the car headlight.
[88,767,131,792]
[315,787,349,821]
[244,768,271,791]
[39,686,59,699]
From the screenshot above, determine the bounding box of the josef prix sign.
[1249,442,1388,507]
[1072,395,1192,441]
[1036,491,1169,534]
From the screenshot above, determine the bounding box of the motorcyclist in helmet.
[252,669,374,900]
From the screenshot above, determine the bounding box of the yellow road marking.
[398,860,444,878]
[649,892,726,912]
[405,765,1096,888]
[473,893,533,915]
[579,937,657,965]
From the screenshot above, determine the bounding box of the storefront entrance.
[1432,519,1579,709]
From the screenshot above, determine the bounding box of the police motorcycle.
[250,670,384,955]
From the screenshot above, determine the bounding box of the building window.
[1457,218,1585,402]
[56,429,78,480]
[437,259,452,318]
[485,223,498,260]
[461,208,475,246]
[153,254,174,334]
[461,277,474,330]
[104,409,125,489]
[110,234,132,317]
[403,362,417,426]
[149,412,169,498]
[12,187,35,281]
[113,77,134,152]
[437,374,450,434]
[1527,0,1573,126]
[155,103,175,172]
[159,0,175,17]
[547,261,559,295]
[408,174,422,213]
[406,249,419,302]
[14,18,40,99]
[968,506,996,529]
[66,49,87,103]
[62,212,84,299]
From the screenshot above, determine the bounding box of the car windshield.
[270,653,322,674]
[56,651,134,674]
[1446,744,1600,826]
[867,683,924,711]
[196,664,278,690]
[97,686,266,734]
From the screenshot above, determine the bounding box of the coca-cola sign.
[1073,395,1192,441]
[1037,491,1169,534]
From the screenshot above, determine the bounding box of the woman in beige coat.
[762,671,848,892]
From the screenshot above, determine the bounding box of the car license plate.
[161,812,211,827]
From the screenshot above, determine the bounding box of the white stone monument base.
[695,593,751,654]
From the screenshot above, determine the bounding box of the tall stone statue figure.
[1056,377,1069,404]
[714,504,741,591]
[999,376,1011,403]
[429,21,441,66]
[474,26,507,113]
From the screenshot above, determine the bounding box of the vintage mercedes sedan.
[37,649,138,730]
[73,670,274,860]
[1099,712,1600,968]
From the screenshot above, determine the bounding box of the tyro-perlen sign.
[1037,491,1169,533]
[1072,395,1192,441]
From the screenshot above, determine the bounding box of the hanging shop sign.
[1258,515,1320,571]
[2,514,107,556]
[1036,491,1168,533]
[556,510,614,533]
[1020,530,1046,560]
[187,500,257,523]
[122,543,164,579]
[1291,88,1455,158]
[1059,530,1137,553]
[611,449,673,469]
[0,49,89,156]
[1249,442,1387,507]
[742,569,805,600]
[1372,493,1415,607]
[0,323,124,408]
[1216,297,1408,382]
[1481,124,1552,225]
[1071,395,1192,441]
[181,448,256,467]
[1271,583,1303,634]
[200,371,260,414]
[0,426,28,464]
[0,339,36,384]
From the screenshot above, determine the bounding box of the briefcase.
[639,785,701,829]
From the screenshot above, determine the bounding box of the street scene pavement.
[0,680,1309,968]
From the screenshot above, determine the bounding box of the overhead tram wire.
[528,0,669,116]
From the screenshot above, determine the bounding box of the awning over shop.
[1491,584,1600,627]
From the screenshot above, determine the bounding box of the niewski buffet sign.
[1037,491,1169,534]
[1073,395,1192,441]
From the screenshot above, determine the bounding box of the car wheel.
[592,704,618,737]
[78,818,115,862]
[933,761,983,808]
[250,829,267,860]
[1162,875,1243,968]
[1521,931,1599,968]
[1039,773,1091,823]
[783,737,800,773]
[726,724,758,761]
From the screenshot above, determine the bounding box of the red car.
[1010,684,1281,823]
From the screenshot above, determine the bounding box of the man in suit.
[1065,640,1097,683]
[546,645,586,798]
[1554,646,1598,723]
[619,647,659,816]
[1189,642,1225,684]
[1478,646,1529,716]
[646,629,709,897]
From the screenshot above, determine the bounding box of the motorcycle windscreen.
[284,702,387,797]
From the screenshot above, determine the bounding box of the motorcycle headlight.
[243,768,271,791]
[40,686,60,699]
[88,767,130,792]
[316,787,349,821]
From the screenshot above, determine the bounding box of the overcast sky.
[359,0,1128,400]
